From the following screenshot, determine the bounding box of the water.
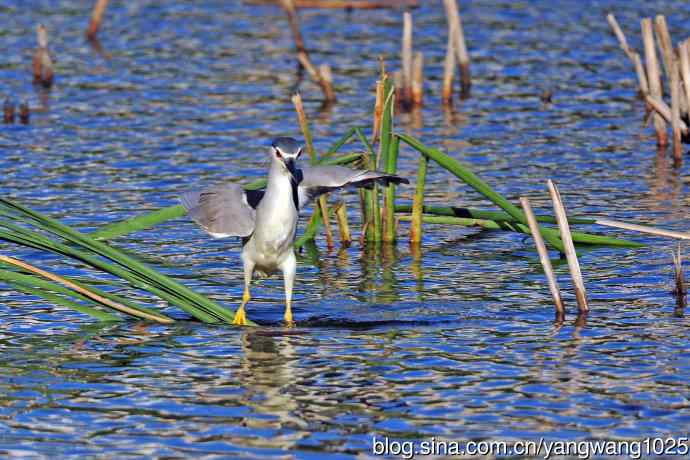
[1,1,690,458]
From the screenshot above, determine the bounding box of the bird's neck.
[263,160,299,212]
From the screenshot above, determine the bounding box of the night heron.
[181,137,407,326]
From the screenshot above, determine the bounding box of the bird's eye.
[297,148,302,158]
[275,148,283,159]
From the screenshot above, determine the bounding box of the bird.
[180,137,408,326]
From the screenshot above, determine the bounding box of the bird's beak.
[284,158,297,178]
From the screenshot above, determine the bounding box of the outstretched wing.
[180,184,263,238]
[297,165,408,207]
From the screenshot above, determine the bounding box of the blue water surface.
[1,0,689,458]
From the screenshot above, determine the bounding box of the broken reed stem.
[606,13,649,96]
[246,0,420,7]
[520,197,565,320]
[372,77,385,144]
[442,19,456,105]
[393,71,403,107]
[645,95,688,134]
[401,11,413,107]
[671,59,683,164]
[281,0,336,103]
[292,92,334,248]
[642,18,667,147]
[412,51,424,106]
[0,255,173,323]
[443,0,470,97]
[596,218,690,240]
[291,93,316,163]
[607,13,634,59]
[672,244,687,311]
[383,136,400,242]
[334,202,351,244]
[632,53,650,96]
[33,24,53,88]
[409,154,428,244]
[319,64,336,104]
[547,180,588,313]
[86,0,109,40]
[19,102,29,124]
[318,196,334,249]
[371,80,395,242]
[679,41,690,120]
[654,15,674,87]
[3,99,14,124]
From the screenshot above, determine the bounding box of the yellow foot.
[284,305,294,327]
[232,307,248,326]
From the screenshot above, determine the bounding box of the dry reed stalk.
[291,94,316,163]
[645,94,689,134]
[672,244,687,312]
[671,59,683,163]
[19,102,29,125]
[607,14,634,59]
[409,154,428,244]
[679,41,690,116]
[443,0,470,97]
[401,11,413,106]
[319,64,336,103]
[606,14,649,96]
[393,70,403,107]
[632,53,650,96]
[547,180,588,313]
[3,99,14,124]
[318,196,335,249]
[654,16,674,86]
[334,202,352,244]
[291,93,335,248]
[520,197,565,320]
[281,0,336,103]
[372,78,385,144]
[245,0,419,8]
[0,255,173,323]
[442,25,455,104]
[642,18,667,146]
[86,0,109,40]
[412,51,424,106]
[596,218,690,240]
[32,24,53,88]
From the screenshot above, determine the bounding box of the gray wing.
[180,184,260,238]
[297,165,408,208]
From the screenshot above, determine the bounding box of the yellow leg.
[281,252,296,326]
[284,298,294,325]
[232,287,250,326]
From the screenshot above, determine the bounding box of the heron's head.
[271,137,303,177]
